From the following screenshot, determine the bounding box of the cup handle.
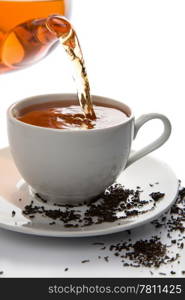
[125,113,172,168]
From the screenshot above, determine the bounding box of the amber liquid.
[0,0,66,73]
[18,101,129,130]
[46,16,96,119]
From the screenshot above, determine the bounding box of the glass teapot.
[0,0,69,73]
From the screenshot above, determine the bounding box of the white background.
[0,0,185,277]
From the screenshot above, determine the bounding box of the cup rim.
[7,93,134,133]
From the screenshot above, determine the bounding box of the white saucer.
[0,147,179,237]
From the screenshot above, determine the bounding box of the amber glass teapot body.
[0,0,67,73]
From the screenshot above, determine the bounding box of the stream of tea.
[46,15,96,120]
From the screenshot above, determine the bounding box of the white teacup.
[7,94,171,204]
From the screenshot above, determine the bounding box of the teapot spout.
[46,14,72,40]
